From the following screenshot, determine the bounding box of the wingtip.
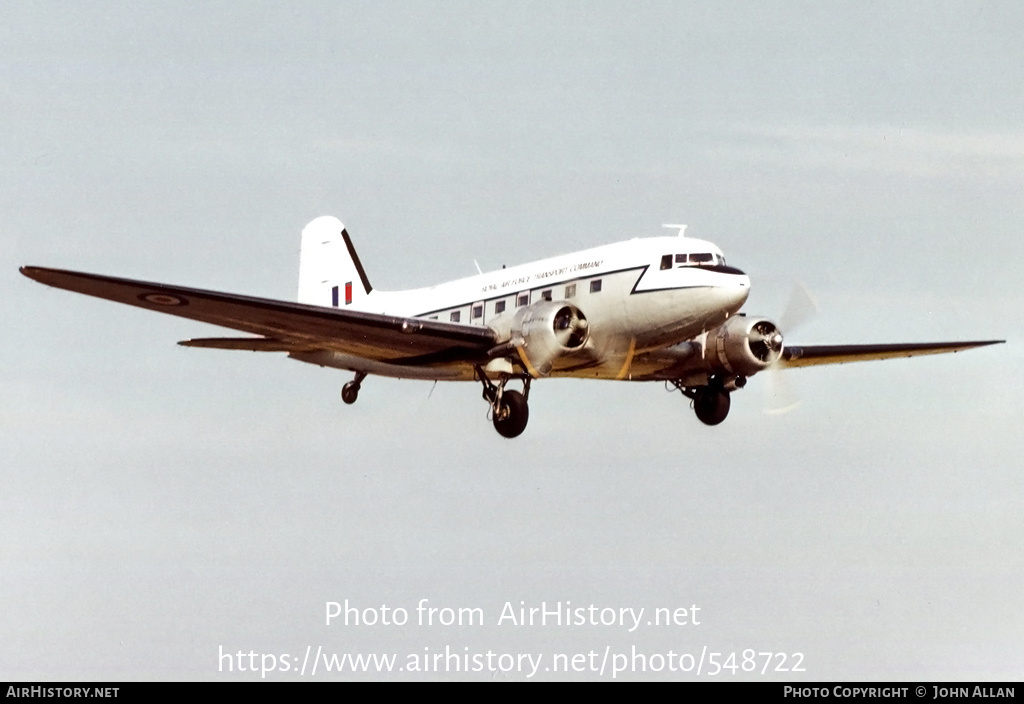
[20,265,66,285]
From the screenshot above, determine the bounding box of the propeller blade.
[779,282,818,334]
[763,363,801,415]
[762,283,816,415]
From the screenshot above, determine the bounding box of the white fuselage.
[314,235,751,381]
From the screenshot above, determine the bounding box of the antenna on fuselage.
[473,259,483,274]
[663,223,688,237]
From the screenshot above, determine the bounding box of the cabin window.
[450,311,461,322]
[660,254,672,270]
[472,305,483,319]
[541,289,552,301]
[564,283,576,298]
[495,300,506,314]
[590,279,602,293]
[429,315,438,320]
[517,293,529,307]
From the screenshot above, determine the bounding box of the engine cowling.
[509,301,589,377]
[706,316,783,377]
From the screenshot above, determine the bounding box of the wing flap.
[781,340,1004,368]
[21,266,497,364]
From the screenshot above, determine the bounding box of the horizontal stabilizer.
[781,340,1004,368]
[178,337,312,352]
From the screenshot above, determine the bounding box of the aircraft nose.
[723,270,750,311]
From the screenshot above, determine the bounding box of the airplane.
[20,216,1003,438]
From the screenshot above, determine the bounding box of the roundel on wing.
[138,292,189,307]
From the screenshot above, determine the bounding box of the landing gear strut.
[341,371,366,405]
[477,368,531,438]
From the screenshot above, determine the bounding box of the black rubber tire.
[341,382,359,405]
[493,390,529,438]
[694,387,730,426]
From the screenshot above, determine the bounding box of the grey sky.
[3,1,1021,680]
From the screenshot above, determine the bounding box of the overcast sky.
[3,1,1022,681]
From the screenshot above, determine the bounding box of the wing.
[20,266,498,365]
[780,340,1004,368]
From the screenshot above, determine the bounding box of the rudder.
[297,216,373,308]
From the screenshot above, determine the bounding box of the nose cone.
[722,269,750,313]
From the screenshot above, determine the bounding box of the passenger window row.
[428,278,604,323]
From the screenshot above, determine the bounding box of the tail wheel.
[341,382,359,404]
[493,389,529,438]
[341,371,366,405]
[694,387,730,426]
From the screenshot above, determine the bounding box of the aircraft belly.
[548,356,667,380]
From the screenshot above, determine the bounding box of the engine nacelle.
[509,301,589,377]
[706,316,784,377]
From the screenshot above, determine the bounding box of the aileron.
[781,340,1004,368]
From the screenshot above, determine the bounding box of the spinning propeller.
[763,284,818,415]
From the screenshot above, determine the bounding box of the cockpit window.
[670,252,727,268]
[660,254,672,270]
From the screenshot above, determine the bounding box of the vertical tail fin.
[297,216,373,308]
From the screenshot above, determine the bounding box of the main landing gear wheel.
[693,386,731,426]
[341,372,366,405]
[492,389,529,439]
[477,367,532,438]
